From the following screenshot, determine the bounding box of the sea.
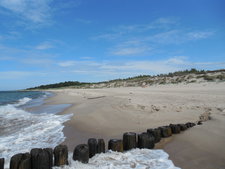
[0,91,180,169]
[0,91,72,168]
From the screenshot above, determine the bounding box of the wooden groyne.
[1,121,200,169]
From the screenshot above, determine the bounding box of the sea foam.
[13,97,32,106]
[54,149,180,169]
[0,97,72,168]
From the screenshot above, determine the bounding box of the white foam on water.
[54,149,180,169]
[13,97,32,107]
[0,99,72,168]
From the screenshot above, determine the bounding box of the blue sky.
[0,0,224,90]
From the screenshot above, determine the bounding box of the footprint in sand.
[137,104,145,110]
[151,105,160,112]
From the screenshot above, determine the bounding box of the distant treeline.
[27,68,225,90]
[28,81,91,90]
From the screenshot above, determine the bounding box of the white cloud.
[148,30,181,44]
[93,17,179,41]
[58,60,102,67]
[35,41,54,50]
[63,56,225,79]
[166,56,188,65]
[147,30,214,44]
[99,60,183,74]
[112,46,151,56]
[0,0,53,23]
[22,58,54,65]
[113,17,179,33]
[80,56,93,60]
[92,33,123,41]
[187,31,214,40]
[154,17,178,25]
[58,61,76,67]
[58,57,189,78]
[2,57,223,82]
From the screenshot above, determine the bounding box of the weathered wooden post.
[108,139,123,152]
[138,133,155,149]
[44,148,53,168]
[166,126,172,136]
[185,122,191,128]
[158,126,172,137]
[0,158,4,169]
[88,138,97,158]
[10,153,31,169]
[169,124,181,134]
[97,139,105,153]
[31,148,53,169]
[73,144,89,163]
[54,145,68,166]
[123,132,136,151]
[178,124,188,131]
[18,153,31,169]
[10,154,22,169]
[147,128,161,143]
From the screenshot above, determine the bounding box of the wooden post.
[169,124,181,134]
[97,139,105,153]
[54,145,68,166]
[88,138,97,158]
[185,122,191,128]
[166,126,172,136]
[138,133,154,149]
[178,124,188,131]
[10,153,31,169]
[108,139,123,152]
[44,148,53,168]
[73,144,89,163]
[31,148,53,169]
[147,128,161,143]
[0,158,4,169]
[158,126,172,137]
[123,132,136,151]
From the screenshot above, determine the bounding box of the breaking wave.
[0,97,72,168]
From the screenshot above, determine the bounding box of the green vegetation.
[28,81,90,90]
[27,69,225,90]
[166,68,205,77]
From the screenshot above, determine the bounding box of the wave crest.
[0,102,72,168]
[14,97,32,106]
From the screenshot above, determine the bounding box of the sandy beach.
[46,82,225,169]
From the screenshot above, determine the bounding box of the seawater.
[0,91,72,168]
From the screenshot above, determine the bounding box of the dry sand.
[46,82,225,169]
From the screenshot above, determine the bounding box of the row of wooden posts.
[0,122,198,169]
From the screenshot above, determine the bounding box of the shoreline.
[46,82,225,169]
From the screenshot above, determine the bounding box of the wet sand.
[164,113,225,169]
[46,82,225,169]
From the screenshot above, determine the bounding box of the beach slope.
[47,82,225,169]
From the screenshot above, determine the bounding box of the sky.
[0,0,224,90]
